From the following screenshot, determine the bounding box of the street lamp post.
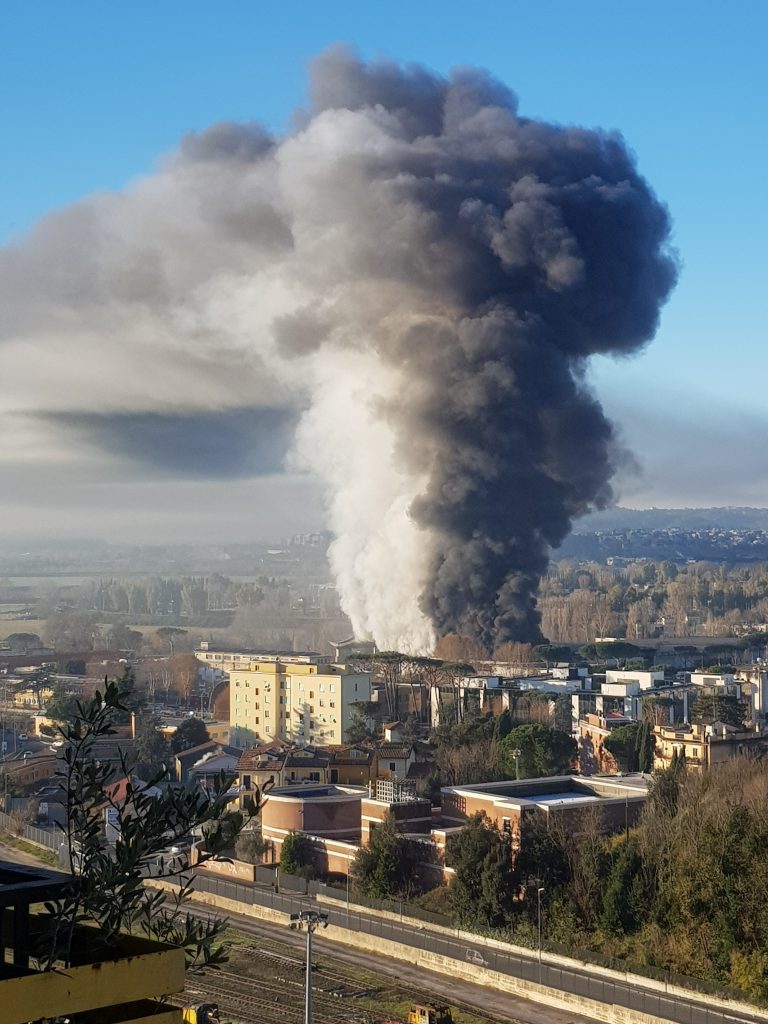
[512,748,522,780]
[290,910,329,1024]
[537,887,545,984]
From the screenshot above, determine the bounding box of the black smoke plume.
[309,48,677,648]
[0,47,677,652]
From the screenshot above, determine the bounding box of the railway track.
[183,965,370,1024]
[181,905,522,1024]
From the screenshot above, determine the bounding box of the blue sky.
[0,1,766,540]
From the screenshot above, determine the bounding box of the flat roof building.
[442,775,648,845]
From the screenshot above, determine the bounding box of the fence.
[0,808,61,853]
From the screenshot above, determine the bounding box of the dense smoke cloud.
[0,46,676,652]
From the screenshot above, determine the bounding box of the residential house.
[376,742,415,781]
[173,740,240,784]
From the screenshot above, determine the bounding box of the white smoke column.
[293,348,435,653]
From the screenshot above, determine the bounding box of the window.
[330,701,336,708]
[389,762,396,772]
[265,711,270,718]
[319,700,324,707]
[309,691,314,699]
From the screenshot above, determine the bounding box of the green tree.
[351,812,417,899]
[516,812,570,894]
[133,715,170,777]
[636,720,653,772]
[4,631,43,651]
[279,831,317,878]
[448,813,517,929]
[691,692,749,729]
[533,644,573,666]
[345,710,375,744]
[493,708,515,742]
[603,723,641,773]
[156,626,188,656]
[170,717,210,754]
[601,837,648,935]
[499,724,576,779]
[45,688,82,724]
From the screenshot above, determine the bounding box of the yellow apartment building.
[228,652,370,746]
[653,720,768,771]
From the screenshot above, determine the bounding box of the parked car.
[465,949,487,967]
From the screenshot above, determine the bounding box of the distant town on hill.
[559,507,768,563]
[575,506,768,532]
[4,512,768,577]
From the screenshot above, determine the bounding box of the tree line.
[539,559,768,643]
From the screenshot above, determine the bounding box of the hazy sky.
[0,1,766,545]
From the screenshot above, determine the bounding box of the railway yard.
[178,930,518,1024]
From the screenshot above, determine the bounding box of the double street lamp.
[289,910,329,1024]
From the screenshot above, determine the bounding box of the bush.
[235,830,268,865]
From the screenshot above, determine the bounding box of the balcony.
[0,861,185,1024]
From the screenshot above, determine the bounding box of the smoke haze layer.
[0,47,676,652]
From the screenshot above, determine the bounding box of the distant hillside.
[573,507,768,533]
